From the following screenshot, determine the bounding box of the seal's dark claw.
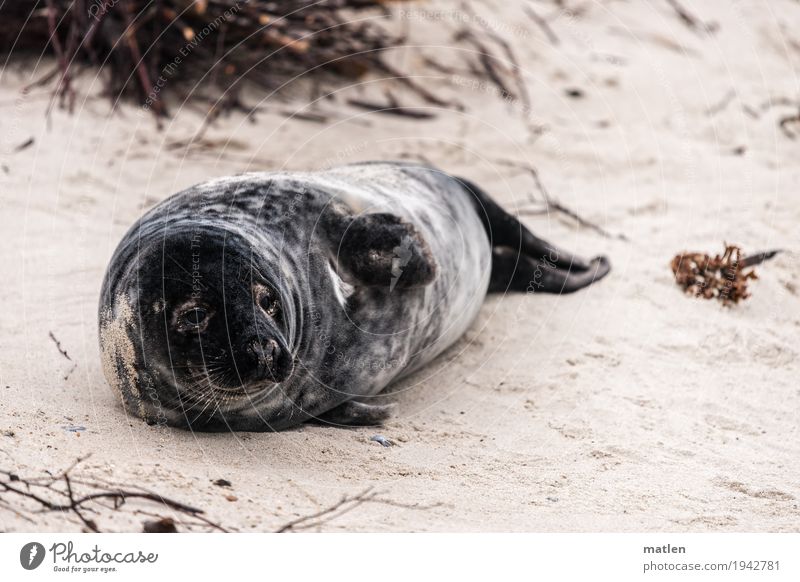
[590,255,611,281]
[370,434,395,447]
[315,401,397,427]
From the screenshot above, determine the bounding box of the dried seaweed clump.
[0,0,416,116]
[671,244,757,305]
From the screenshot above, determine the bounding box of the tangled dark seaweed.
[1,1,421,116]
[671,244,759,305]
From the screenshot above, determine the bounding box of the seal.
[99,161,610,431]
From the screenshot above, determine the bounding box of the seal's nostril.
[248,341,268,363]
[267,339,280,361]
[248,339,284,380]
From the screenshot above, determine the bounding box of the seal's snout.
[249,338,279,367]
[247,338,293,383]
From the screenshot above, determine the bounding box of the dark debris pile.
[0,0,417,116]
[671,244,760,305]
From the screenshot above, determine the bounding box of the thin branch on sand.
[706,89,736,116]
[275,487,441,533]
[461,2,532,112]
[524,4,559,45]
[0,456,227,532]
[495,158,629,242]
[779,109,800,139]
[48,331,72,361]
[665,0,718,35]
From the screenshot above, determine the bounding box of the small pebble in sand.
[225,494,238,502]
[370,435,394,447]
[143,517,178,533]
[61,424,86,433]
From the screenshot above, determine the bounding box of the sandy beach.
[1,0,798,532]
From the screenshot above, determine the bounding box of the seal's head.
[100,224,297,428]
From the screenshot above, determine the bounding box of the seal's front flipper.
[315,401,396,426]
[333,213,437,290]
[489,249,610,294]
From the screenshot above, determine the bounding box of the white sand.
[1,0,798,532]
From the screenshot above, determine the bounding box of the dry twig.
[275,487,440,532]
[461,3,531,112]
[779,109,800,139]
[665,0,718,35]
[0,456,227,532]
[496,158,629,242]
[0,1,460,118]
[706,89,736,116]
[524,4,559,45]
[48,331,72,361]
[347,94,435,119]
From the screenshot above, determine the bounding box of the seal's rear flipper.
[456,176,611,293]
[457,176,600,273]
[489,249,610,294]
[314,401,396,426]
[332,212,437,290]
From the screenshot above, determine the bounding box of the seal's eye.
[260,293,280,317]
[180,307,208,328]
[254,283,281,318]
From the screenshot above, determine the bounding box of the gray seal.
[98,161,609,430]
